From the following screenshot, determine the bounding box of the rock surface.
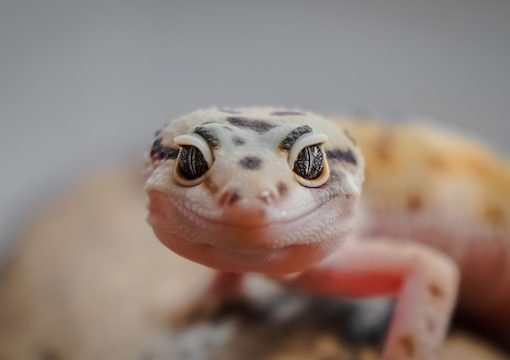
[0,168,507,360]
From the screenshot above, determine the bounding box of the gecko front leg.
[143,108,465,357]
[287,239,459,360]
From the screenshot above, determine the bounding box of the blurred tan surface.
[0,168,508,360]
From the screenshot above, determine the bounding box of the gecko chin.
[147,190,357,275]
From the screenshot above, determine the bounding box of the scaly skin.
[341,117,510,341]
[144,108,509,359]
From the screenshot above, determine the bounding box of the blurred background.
[1,0,509,262]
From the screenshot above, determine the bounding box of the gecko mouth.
[147,190,355,274]
[174,197,336,231]
[173,193,353,251]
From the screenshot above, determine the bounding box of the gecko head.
[144,107,364,275]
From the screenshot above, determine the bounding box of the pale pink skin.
[144,108,468,360]
[147,189,354,275]
[148,188,458,359]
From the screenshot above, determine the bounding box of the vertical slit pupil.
[178,145,208,179]
[293,144,324,180]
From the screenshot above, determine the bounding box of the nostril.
[258,190,275,205]
[229,192,241,205]
[277,182,288,197]
[218,190,241,207]
[219,187,280,207]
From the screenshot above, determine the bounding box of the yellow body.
[341,116,510,338]
[145,108,510,356]
[342,117,509,226]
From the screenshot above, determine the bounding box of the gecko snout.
[217,187,280,208]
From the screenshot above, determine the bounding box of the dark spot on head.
[232,136,246,146]
[150,138,179,160]
[326,149,357,165]
[279,125,313,150]
[398,335,415,358]
[483,204,505,226]
[227,117,277,133]
[219,108,240,114]
[407,194,423,212]
[428,283,444,299]
[277,182,288,197]
[239,156,262,170]
[271,110,304,116]
[194,125,220,148]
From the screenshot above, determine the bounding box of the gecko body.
[144,107,510,359]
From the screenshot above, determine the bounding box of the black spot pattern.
[194,126,220,148]
[227,117,277,133]
[271,110,305,116]
[279,125,313,150]
[232,136,246,146]
[239,156,262,170]
[178,145,209,179]
[326,149,357,165]
[150,138,179,160]
[294,145,324,180]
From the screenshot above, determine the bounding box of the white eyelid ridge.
[288,132,328,167]
[173,134,213,166]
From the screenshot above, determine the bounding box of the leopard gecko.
[143,107,510,359]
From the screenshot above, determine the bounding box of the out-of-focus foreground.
[0,168,507,360]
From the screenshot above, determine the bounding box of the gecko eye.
[178,145,208,179]
[289,132,330,187]
[173,134,213,186]
[293,144,324,179]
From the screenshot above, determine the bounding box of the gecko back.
[340,116,510,343]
